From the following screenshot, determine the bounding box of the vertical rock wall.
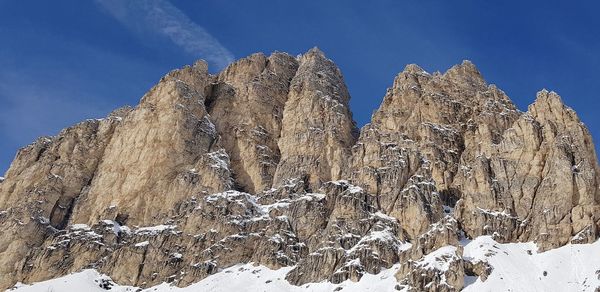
[0,49,598,290]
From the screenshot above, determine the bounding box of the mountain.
[1,48,599,292]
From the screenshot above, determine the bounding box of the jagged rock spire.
[273,48,358,190]
[207,51,299,193]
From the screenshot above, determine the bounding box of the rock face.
[71,62,233,227]
[273,48,358,190]
[0,111,127,288]
[208,52,299,193]
[0,49,598,291]
[454,89,600,251]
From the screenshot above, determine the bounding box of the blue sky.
[1,0,599,175]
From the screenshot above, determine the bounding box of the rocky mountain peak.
[444,59,484,80]
[401,63,429,75]
[0,50,598,292]
[217,52,270,85]
[528,89,581,126]
[192,59,209,71]
[303,46,327,59]
[273,48,357,190]
[291,47,350,104]
[438,60,488,95]
[531,88,564,109]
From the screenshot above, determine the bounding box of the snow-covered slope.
[463,236,600,291]
[8,271,139,292]
[8,236,600,292]
[7,265,401,292]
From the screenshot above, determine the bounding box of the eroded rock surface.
[208,52,299,193]
[454,90,600,251]
[0,49,598,291]
[273,48,358,190]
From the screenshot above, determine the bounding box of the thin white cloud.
[96,0,234,69]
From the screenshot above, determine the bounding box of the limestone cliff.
[0,49,598,291]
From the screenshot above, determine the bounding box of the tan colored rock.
[394,216,464,291]
[0,51,599,291]
[396,245,464,292]
[348,120,444,242]
[348,62,519,243]
[454,90,600,250]
[273,48,358,190]
[0,111,126,288]
[72,63,233,226]
[370,62,519,201]
[208,52,299,193]
[405,215,461,261]
[285,181,408,285]
[464,260,493,282]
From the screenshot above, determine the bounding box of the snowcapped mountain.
[1,48,599,291]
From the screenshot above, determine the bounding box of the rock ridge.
[0,49,598,291]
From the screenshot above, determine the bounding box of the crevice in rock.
[203,82,222,113]
[49,197,75,230]
[375,171,382,210]
[115,213,129,226]
[569,151,581,207]
[135,247,149,286]
[440,188,461,208]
